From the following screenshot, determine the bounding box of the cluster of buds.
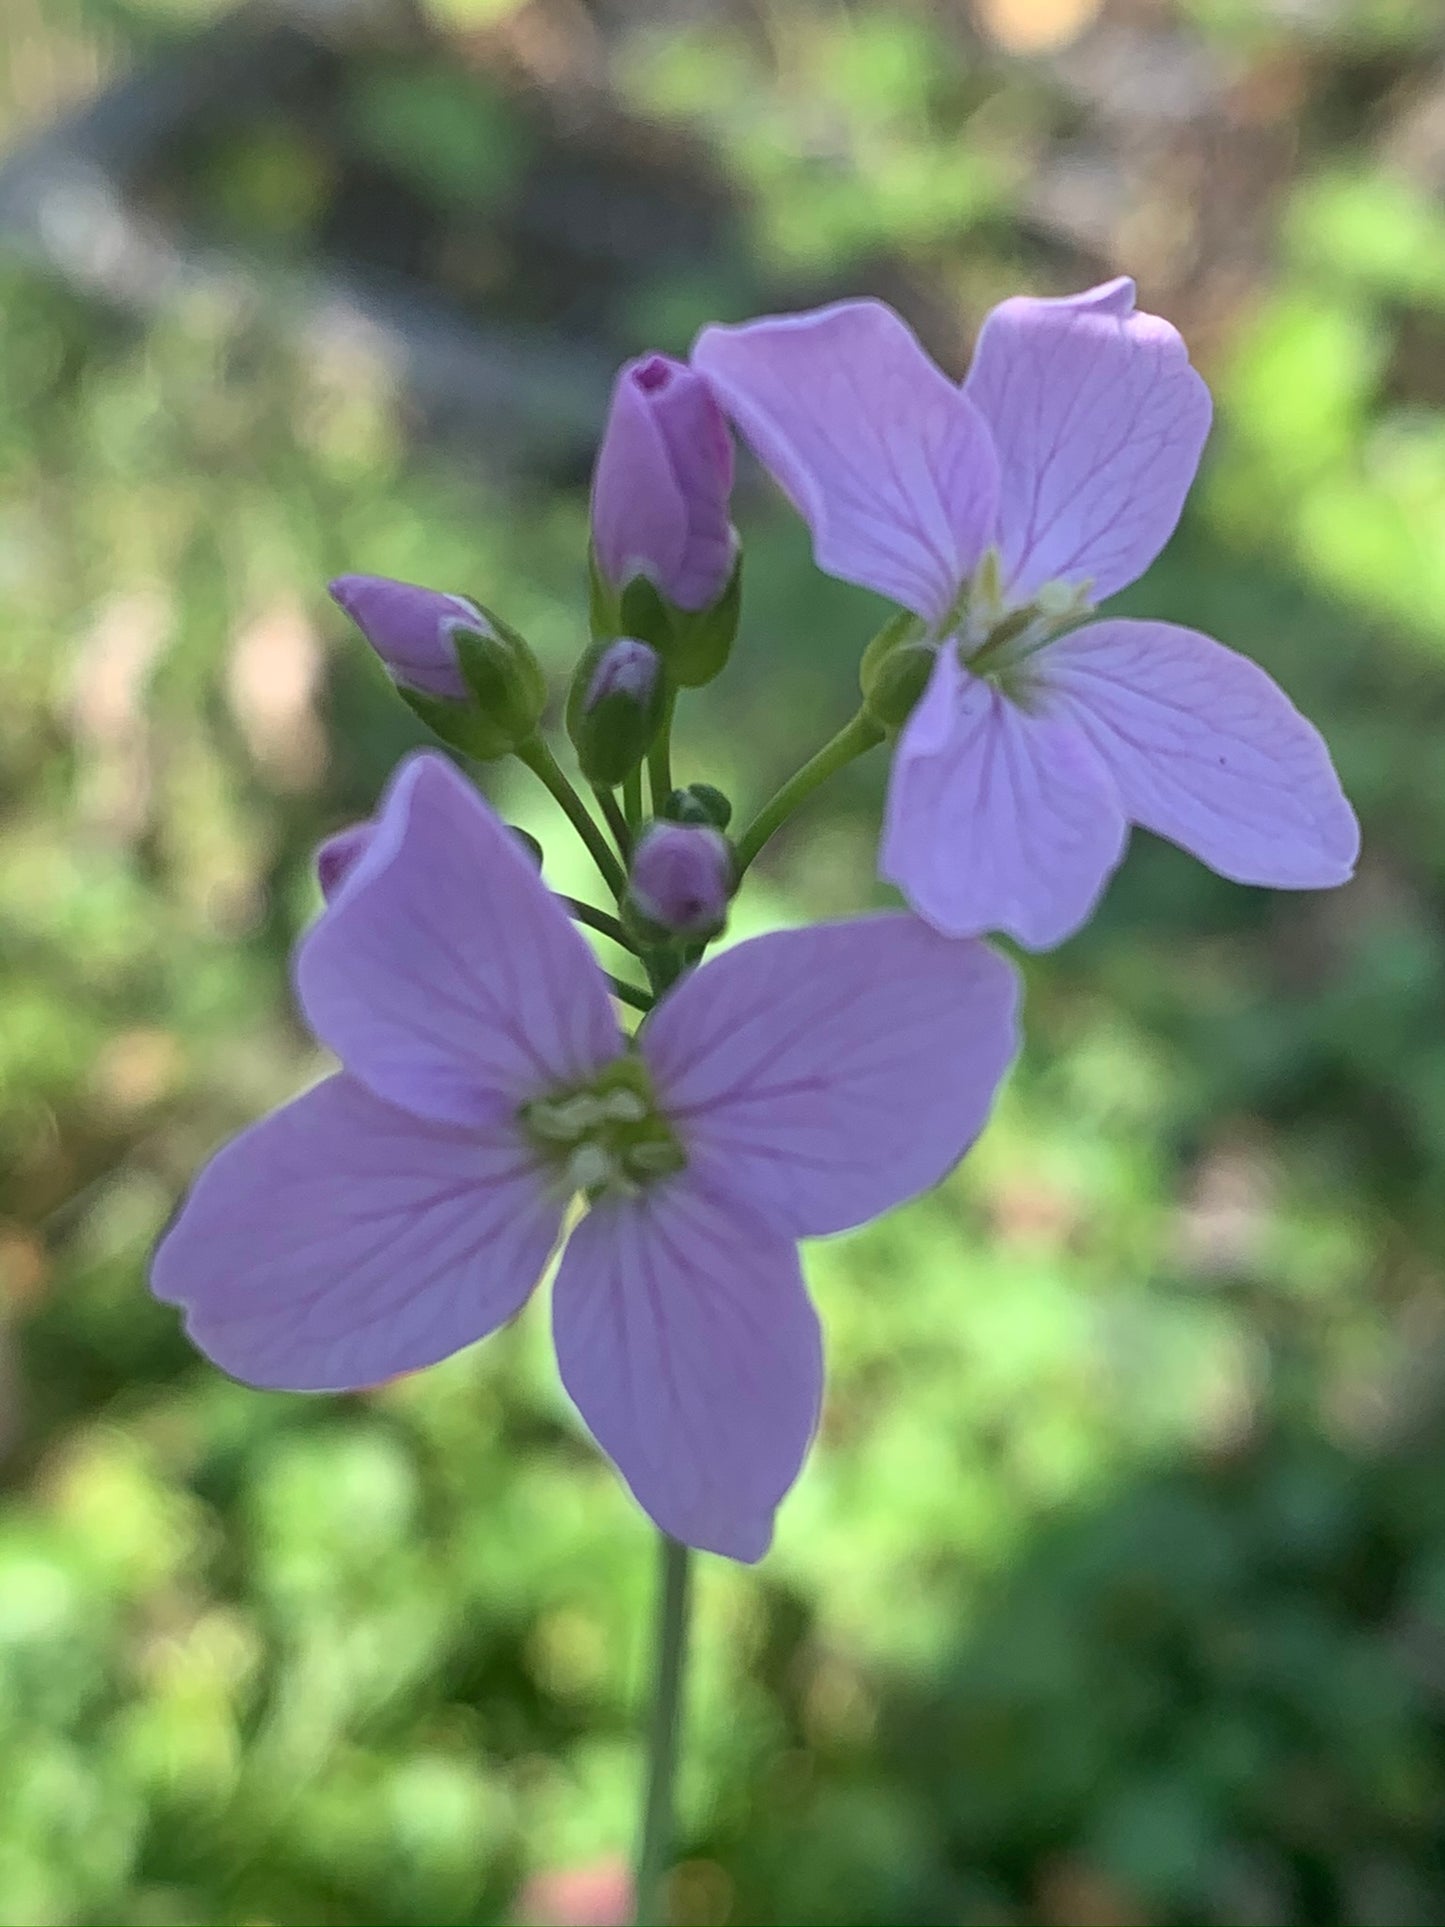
[328,352,749,953]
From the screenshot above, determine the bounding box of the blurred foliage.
[3,1,1445,1924]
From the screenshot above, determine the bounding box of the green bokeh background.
[3,1,1445,1922]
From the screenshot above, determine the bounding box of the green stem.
[607,974,652,1013]
[623,762,644,837]
[733,707,884,875]
[633,1534,692,1926]
[647,686,676,814]
[594,784,633,861]
[561,897,638,953]
[517,737,627,899]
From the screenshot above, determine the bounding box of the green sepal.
[397,686,515,761]
[450,618,548,753]
[664,551,741,688]
[859,609,935,734]
[660,783,732,830]
[588,544,620,643]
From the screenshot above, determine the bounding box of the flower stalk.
[634,1534,692,1927]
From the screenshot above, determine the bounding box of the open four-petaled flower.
[695,280,1359,948]
[152,754,1018,1559]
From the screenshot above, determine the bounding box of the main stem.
[633,1534,693,1926]
[733,707,884,875]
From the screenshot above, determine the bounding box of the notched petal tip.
[965,279,1211,604]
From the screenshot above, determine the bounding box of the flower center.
[942,548,1094,704]
[519,1054,686,1199]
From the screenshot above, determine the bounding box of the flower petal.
[551,1179,821,1561]
[964,278,1212,603]
[1044,617,1360,888]
[152,1075,562,1392]
[693,301,999,623]
[640,917,1018,1239]
[297,753,624,1127]
[880,647,1128,949]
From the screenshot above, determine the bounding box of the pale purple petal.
[297,753,624,1127]
[152,1075,561,1392]
[693,301,999,623]
[641,916,1018,1238]
[551,1177,821,1561]
[964,278,1212,603]
[328,574,476,699]
[1044,618,1360,888]
[591,355,735,610]
[880,648,1128,949]
[315,821,374,903]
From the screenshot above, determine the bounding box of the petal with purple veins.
[298,753,624,1128]
[1043,617,1359,889]
[552,1176,822,1561]
[152,1074,562,1392]
[964,278,1212,604]
[694,300,999,623]
[880,647,1128,950]
[641,915,1019,1238]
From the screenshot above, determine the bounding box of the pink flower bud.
[590,354,735,611]
[626,821,733,941]
[328,574,480,699]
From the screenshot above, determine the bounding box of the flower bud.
[328,574,475,699]
[660,783,732,830]
[329,573,547,760]
[315,821,374,902]
[624,821,734,944]
[566,637,666,787]
[590,354,736,615]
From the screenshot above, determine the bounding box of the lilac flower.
[591,354,737,611]
[626,821,734,941]
[328,573,482,700]
[152,753,1018,1559]
[694,281,1359,949]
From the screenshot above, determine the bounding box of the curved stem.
[633,1534,692,1926]
[647,686,677,814]
[517,737,627,899]
[607,973,652,1013]
[594,784,633,862]
[561,897,638,953]
[733,707,884,875]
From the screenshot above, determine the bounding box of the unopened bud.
[660,783,732,830]
[591,354,736,613]
[328,573,475,699]
[329,572,546,759]
[624,821,734,944]
[567,637,666,786]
